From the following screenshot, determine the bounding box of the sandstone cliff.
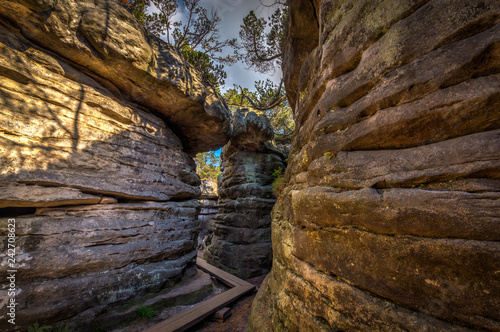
[0,0,230,330]
[206,109,286,279]
[251,0,500,331]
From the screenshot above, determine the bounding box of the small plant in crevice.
[137,305,155,320]
[53,326,74,332]
[272,167,286,198]
[324,151,338,159]
[28,322,52,332]
[411,184,425,189]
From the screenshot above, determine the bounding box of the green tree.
[228,2,293,139]
[237,6,287,73]
[180,45,227,89]
[121,0,237,89]
[120,0,151,26]
[122,0,294,137]
[195,151,221,180]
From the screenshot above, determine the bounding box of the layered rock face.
[251,0,500,331]
[0,0,230,330]
[206,109,286,279]
[198,179,219,240]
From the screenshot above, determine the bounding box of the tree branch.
[236,85,287,111]
[258,0,287,8]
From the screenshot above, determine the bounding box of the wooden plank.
[196,257,253,288]
[143,259,256,332]
[144,285,254,332]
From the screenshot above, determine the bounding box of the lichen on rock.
[251,0,500,331]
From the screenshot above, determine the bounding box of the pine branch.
[235,85,287,111]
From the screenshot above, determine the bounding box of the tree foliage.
[195,151,221,180]
[228,2,293,139]
[236,6,287,74]
[120,0,150,25]
[121,0,236,89]
[180,45,227,89]
[122,0,294,139]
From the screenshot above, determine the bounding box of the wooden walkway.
[143,258,255,332]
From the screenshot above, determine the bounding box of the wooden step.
[210,307,231,322]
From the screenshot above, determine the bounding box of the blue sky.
[199,0,282,91]
[160,0,282,92]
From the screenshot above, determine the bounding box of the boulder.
[0,20,202,200]
[0,0,231,330]
[0,201,200,330]
[200,178,218,200]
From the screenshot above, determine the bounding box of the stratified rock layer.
[3,202,199,329]
[206,109,286,279]
[198,179,219,241]
[251,0,500,331]
[0,0,231,330]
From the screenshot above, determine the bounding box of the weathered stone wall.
[206,109,286,279]
[0,0,230,330]
[251,0,500,331]
[198,178,218,242]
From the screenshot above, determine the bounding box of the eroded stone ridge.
[205,109,286,279]
[0,0,231,330]
[251,0,500,331]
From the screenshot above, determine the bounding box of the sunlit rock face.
[205,109,286,279]
[251,0,500,331]
[0,0,230,154]
[0,0,231,330]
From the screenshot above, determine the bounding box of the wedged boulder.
[200,178,218,200]
[206,109,286,278]
[230,109,274,149]
[252,0,500,331]
[0,0,231,153]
